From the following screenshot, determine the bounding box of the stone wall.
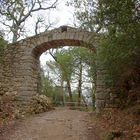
[96,69,119,112]
[0,44,39,102]
[0,52,4,95]
[0,26,120,112]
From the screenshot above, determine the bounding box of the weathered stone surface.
[95,100,106,113]
[96,92,110,100]
[0,26,119,113]
[26,94,54,114]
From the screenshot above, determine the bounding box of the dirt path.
[0,108,100,140]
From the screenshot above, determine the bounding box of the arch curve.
[29,26,96,57]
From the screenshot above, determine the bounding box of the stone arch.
[29,26,96,99]
[30,26,96,57]
[24,26,96,99]
[0,26,117,112]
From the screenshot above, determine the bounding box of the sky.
[50,0,75,27]
[39,0,75,66]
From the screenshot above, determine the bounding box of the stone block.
[110,93,118,98]
[69,32,76,40]
[60,32,67,40]
[74,32,80,40]
[96,92,110,100]
[52,32,59,40]
[65,32,71,39]
[78,34,84,41]
[95,100,105,112]
[39,36,45,44]
[57,34,63,40]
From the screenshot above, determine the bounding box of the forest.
[0,0,140,139]
[1,0,139,108]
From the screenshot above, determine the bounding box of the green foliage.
[99,34,139,87]
[41,76,65,106]
[42,77,54,97]
[96,0,139,32]
[67,0,98,31]
[56,49,74,81]
[97,0,140,88]
[43,47,96,106]
[69,0,140,107]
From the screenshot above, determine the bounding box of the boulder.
[27,94,54,114]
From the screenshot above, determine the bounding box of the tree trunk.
[61,80,65,106]
[91,80,96,109]
[12,22,20,43]
[82,95,88,109]
[67,80,73,103]
[91,66,97,110]
[78,60,82,106]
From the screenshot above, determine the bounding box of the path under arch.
[0,108,101,140]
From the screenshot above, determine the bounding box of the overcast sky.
[40,0,75,65]
[51,0,75,27]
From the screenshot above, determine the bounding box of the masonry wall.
[95,64,120,112]
[0,44,40,103]
[0,27,120,112]
[0,52,4,95]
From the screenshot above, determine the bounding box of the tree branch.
[19,0,58,24]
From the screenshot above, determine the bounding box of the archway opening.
[15,26,98,110]
[33,41,96,110]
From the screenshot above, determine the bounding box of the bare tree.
[34,15,57,35]
[0,0,58,42]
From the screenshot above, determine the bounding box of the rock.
[88,126,93,130]
[133,132,140,137]
[111,130,122,137]
[27,94,54,114]
[106,130,122,140]
[2,91,18,102]
[0,93,54,121]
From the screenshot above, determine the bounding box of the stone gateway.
[0,26,119,112]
